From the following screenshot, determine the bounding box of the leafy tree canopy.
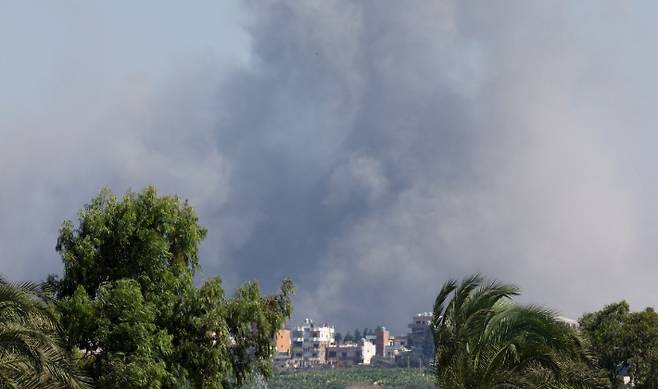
[54,187,293,388]
[343,331,354,343]
[353,329,362,341]
[580,301,658,388]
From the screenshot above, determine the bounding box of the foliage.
[353,329,362,341]
[579,301,630,386]
[55,186,207,300]
[431,274,606,389]
[0,277,91,388]
[522,358,610,389]
[54,187,293,388]
[261,366,435,389]
[580,301,658,388]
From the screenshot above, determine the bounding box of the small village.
[273,313,583,371]
[273,313,435,369]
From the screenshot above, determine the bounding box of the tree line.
[431,275,658,388]
[1,187,293,388]
[335,328,376,344]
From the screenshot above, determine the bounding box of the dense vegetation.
[0,278,90,388]
[580,301,658,387]
[263,367,434,389]
[1,186,293,389]
[431,274,609,388]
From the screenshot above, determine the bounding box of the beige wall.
[275,329,291,354]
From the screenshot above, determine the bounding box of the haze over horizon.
[2,1,658,334]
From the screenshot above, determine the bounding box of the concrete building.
[384,343,410,358]
[375,327,389,357]
[327,339,376,366]
[406,312,434,364]
[407,312,432,349]
[275,328,291,355]
[291,318,335,366]
[391,335,408,348]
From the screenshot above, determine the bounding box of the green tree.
[432,274,605,389]
[624,308,658,387]
[353,329,362,341]
[579,301,630,386]
[580,302,658,388]
[343,332,353,343]
[55,187,293,388]
[334,332,343,344]
[0,277,90,388]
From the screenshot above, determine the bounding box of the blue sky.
[2,1,658,334]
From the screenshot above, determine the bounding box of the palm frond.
[0,276,92,388]
[432,273,604,389]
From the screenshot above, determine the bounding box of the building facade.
[327,339,376,366]
[406,312,434,363]
[407,312,432,348]
[275,328,291,355]
[375,326,390,357]
[391,335,408,348]
[291,318,335,366]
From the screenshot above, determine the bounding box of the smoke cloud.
[2,1,658,333]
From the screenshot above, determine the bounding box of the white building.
[291,318,335,366]
[327,338,376,366]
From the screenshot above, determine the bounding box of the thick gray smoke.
[2,1,658,333]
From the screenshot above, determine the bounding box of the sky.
[2,1,658,334]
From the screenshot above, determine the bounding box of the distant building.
[327,339,376,366]
[407,312,434,363]
[291,318,335,366]
[391,335,408,348]
[384,343,409,358]
[408,312,432,347]
[275,328,291,355]
[375,327,390,357]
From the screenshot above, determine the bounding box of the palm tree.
[431,274,607,389]
[0,277,90,388]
